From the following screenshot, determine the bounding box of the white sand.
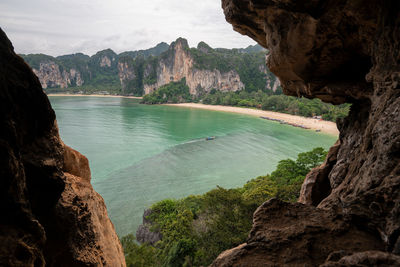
[47,93,142,99]
[166,103,339,136]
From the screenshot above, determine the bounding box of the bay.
[49,96,337,236]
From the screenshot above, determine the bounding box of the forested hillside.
[22,39,349,122]
[121,148,328,267]
[21,40,277,96]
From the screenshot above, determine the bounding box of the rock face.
[22,39,278,96]
[118,61,136,93]
[214,0,400,266]
[260,59,281,92]
[142,38,244,95]
[321,251,400,267]
[100,56,112,68]
[0,28,125,266]
[32,62,83,89]
[212,199,384,266]
[136,209,162,245]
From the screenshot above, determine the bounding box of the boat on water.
[206,136,216,141]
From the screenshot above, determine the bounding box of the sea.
[49,96,337,236]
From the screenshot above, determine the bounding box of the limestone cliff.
[259,58,281,92]
[141,38,244,95]
[213,0,400,266]
[100,55,112,67]
[121,38,277,96]
[22,40,278,96]
[0,28,126,266]
[118,61,136,92]
[32,61,83,89]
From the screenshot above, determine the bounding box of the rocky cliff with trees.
[122,148,328,266]
[21,39,279,97]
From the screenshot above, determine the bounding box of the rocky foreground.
[1,0,399,266]
[0,28,125,266]
[211,0,400,266]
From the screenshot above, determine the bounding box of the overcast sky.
[0,0,256,56]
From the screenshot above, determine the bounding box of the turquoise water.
[49,96,337,236]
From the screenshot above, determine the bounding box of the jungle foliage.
[141,79,192,104]
[121,147,328,267]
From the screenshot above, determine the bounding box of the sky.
[0,0,256,56]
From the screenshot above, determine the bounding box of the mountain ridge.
[20,39,278,96]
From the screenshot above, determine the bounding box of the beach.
[166,103,339,136]
[47,93,143,99]
[47,94,338,136]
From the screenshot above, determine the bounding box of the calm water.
[49,96,337,236]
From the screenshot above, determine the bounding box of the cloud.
[0,0,256,56]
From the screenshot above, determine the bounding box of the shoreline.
[46,94,338,136]
[166,103,339,136]
[47,93,143,99]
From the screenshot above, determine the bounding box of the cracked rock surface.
[214,0,400,265]
[0,28,125,266]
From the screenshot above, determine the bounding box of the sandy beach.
[166,103,339,136]
[47,93,143,99]
[47,94,338,136]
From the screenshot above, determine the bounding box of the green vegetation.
[142,56,159,85]
[119,42,169,59]
[201,90,350,122]
[141,79,192,104]
[235,52,274,92]
[120,56,146,96]
[142,86,349,122]
[20,39,272,97]
[20,43,170,96]
[121,147,328,267]
[121,234,158,267]
[189,46,271,92]
[21,39,350,121]
[86,49,120,89]
[20,53,57,69]
[189,47,232,73]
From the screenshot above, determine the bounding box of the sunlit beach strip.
[166,103,339,136]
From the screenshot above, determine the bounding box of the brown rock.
[63,143,91,182]
[215,0,400,266]
[141,38,244,95]
[51,173,125,266]
[211,199,383,267]
[0,28,125,266]
[32,62,83,89]
[321,251,400,267]
[299,140,340,206]
[222,0,377,105]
